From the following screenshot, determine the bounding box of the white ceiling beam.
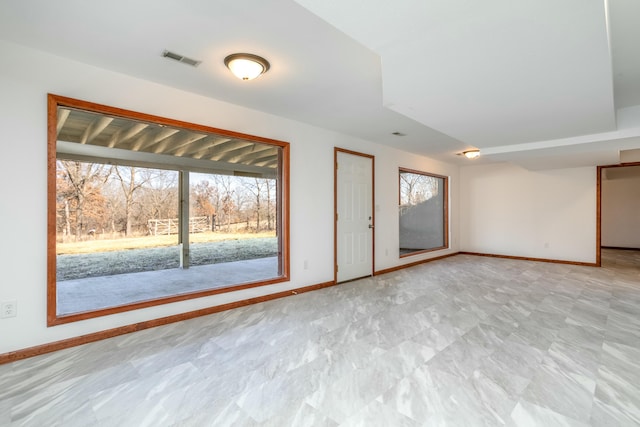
[57,140,276,177]
[174,137,231,157]
[131,127,179,151]
[118,123,150,150]
[212,144,265,163]
[56,109,70,135]
[236,147,277,164]
[249,154,278,167]
[80,116,113,144]
[152,132,207,154]
[194,140,252,160]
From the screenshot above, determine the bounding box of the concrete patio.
[56,256,278,315]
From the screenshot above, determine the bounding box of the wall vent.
[162,50,201,67]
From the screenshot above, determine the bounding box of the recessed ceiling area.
[1,0,640,169]
[296,0,617,147]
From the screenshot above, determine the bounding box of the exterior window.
[48,94,289,325]
[399,168,448,256]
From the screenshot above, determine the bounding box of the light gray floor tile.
[594,341,640,424]
[378,364,465,423]
[522,361,596,422]
[590,397,640,427]
[2,249,639,426]
[341,399,421,427]
[510,400,589,427]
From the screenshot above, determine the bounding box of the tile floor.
[1,250,639,426]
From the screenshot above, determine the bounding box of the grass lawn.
[57,231,276,255]
[56,233,278,281]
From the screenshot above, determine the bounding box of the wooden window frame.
[398,167,449,258]
[47,94,290,326]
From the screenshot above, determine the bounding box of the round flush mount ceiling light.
[462,150,480,159]
[224,53,270,81]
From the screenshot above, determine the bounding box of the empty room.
[1,0,639,425]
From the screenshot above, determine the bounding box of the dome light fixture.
[462,149,480,159]
[224,53,270,81]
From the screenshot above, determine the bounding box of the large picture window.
[48,94,289,325]
[399,168,448,256]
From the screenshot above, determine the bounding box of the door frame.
[334,147,375,283]
[597,161,640,267]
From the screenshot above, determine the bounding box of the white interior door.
[336,150,373,282]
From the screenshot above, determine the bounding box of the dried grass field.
[57,231,276,254]
[56,232,277,281]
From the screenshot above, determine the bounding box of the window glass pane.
[399,169,447,256]
[188,173,279,285]
[56,161,180,314]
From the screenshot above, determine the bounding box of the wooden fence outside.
[147,216,211,236]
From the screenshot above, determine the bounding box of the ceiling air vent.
[162,50,201,67]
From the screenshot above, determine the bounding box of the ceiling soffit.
[295,0,617,148]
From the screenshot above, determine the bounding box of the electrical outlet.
[1,300,17,318]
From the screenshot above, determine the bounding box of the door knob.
[368,224,374,229]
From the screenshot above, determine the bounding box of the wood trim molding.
[398,168,449,258]
[398,167,448,180]
[334,147,376,283]
[47,94,58,326]
[47,94,291,326]
[601,246,640,251]
[399,245,449,259]
[374,252,458,275]
[596,165,602,267]
[597,161,640,169]
[334,147,376,159]
[597,161,640,268]
[459,251,598,267]
[1,248,457,364]
[4,246,605,364]
[333,149,338,282]
[51,277,291,326]
[0,280,336,365]
[49,94,291,147]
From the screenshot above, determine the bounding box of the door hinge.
[336,265,339,272]
[336,213,339,221]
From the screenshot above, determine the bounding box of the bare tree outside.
[113,166,148,236]
[400,172,438,206]
[139,170,179,228]
[214,175,236,232]
[244,177,275,232]
[57,160,109,241]
[191,179,217,230]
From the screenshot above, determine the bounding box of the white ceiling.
[1,0,639,168]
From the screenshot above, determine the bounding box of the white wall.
[460,162,597,263]
[601,167,640,248]
[0,40,459,354]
